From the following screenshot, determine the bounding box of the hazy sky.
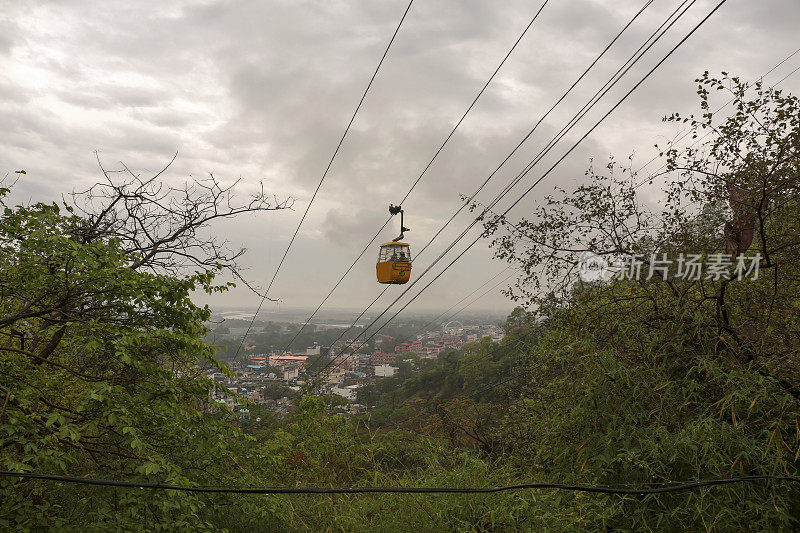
[2,0,799,317]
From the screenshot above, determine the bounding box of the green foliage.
[0,191,261,530]
[5,73,800,531]
[492,324,800,530]
[473,73,800,530]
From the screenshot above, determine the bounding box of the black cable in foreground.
[2,471,798,495]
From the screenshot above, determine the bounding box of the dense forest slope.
[2,74,800,531]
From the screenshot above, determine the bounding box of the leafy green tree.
[503,306,536,340]
[477,74,800,529]
[260,382,296,401]
[459,337,498,396]
[0,170,289,530]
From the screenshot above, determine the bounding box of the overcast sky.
[2,0,799,318]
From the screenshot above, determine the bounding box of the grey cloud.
[0,32,15,57]
[56,85,165,110]
[132,108,202,128]
[2,0,800,312]
[322,206,388,248]
[0,106,66,145]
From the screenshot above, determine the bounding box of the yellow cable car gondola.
[377,204,412,284]
[377,241,412,284]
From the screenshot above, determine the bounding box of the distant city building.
[325,368,346,384]
[214,316,505,408]
[336,355,356,371]
[268,355,308,366]
[349,404,367,415]
[374,334,393,345]
[374,364,397,378]
[282,366,299,381]
[371,351,395,365]
[331,384,359,401]
[395,343,412,353]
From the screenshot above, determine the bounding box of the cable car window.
[378,244,411,262]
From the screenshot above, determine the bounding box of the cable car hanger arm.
[388,204,410,241]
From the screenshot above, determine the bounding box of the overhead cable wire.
[384,266,519,353]
[312,0,701,381]
[632,53,800,189]
[631,46,800,186]
[487,0,696,205]
[282,0,551,353]
[296,0,654,360]
[314,0,686,380]
[451,0,702,239]
[352,0,728,364]
[306,0,658,379]
[232,0,415,362]
[306,266,518,374]
[409,0,661,267]
[418,266,518,333]
[316,0,727,381]
[486,46,800,242]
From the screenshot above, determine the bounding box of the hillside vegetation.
[2,75,800,531]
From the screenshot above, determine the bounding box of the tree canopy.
[3,74,800,530]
